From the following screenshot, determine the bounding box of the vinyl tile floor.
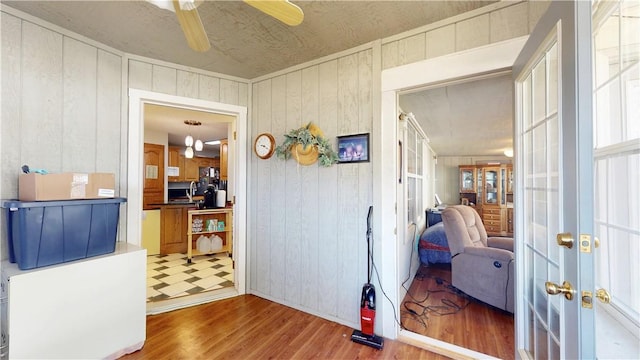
[146,252,234,302]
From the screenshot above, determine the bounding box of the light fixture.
[185,146,194,159]
[204,140,221,146]
[183,120,202,156]
[504,149,514,158]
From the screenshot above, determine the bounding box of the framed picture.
[337,133,370,163]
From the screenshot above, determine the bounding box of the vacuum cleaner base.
[350,329,384,350]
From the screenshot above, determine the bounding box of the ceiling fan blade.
[244,0,304,26]
[172,0,210,52]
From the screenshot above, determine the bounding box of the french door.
[513,1,594,358]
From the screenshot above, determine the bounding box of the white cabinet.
[1,243,146,359]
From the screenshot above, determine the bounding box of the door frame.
[379,36,527,356]
[127,88,248,298]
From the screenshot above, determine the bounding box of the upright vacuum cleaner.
[350,206,384,350]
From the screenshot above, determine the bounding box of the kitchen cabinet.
[143,143,164,209]
[187,208,232,263]
[142,209,161,255]
[168,146,185,182]
[184,157,199,181]
[160,205,189,254]
[220,139,228,180]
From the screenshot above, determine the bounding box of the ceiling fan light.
[185,146,194,158]
[195,139,203,151]
[185,135,194,147]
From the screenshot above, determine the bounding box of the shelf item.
[187,208,232,263]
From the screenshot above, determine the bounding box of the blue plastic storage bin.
[2,197,126,270]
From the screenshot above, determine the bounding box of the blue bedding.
[418,222,451,264]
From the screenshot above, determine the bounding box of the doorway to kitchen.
[127,89,248,314]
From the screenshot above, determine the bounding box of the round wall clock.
[254,132,276,159]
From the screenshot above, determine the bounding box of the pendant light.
[183,120,202,157]
[185,146,194,158]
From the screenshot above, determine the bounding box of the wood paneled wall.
[0,11,124,259]
[382,1,550,69]
[127,58,249,107]
[249,50,373,326]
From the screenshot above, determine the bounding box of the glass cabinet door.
[459,166,475,193]
[507,165,513,194]
[500,167,507,206]
[484,168,499,205]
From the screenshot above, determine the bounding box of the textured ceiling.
[399,74,514,157]
[3,0,496,79]
[3,0,514,157]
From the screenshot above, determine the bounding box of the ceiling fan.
[147,0,304,53]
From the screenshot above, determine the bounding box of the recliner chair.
[441,205,514,313]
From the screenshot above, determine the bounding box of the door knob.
[556,233,574,249]
[545,281,575,301]
[596,288,611,304]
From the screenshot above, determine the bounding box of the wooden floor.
[400,263,515,360]
[121,294,451,360]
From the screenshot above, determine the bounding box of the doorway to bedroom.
[396,73,516,359]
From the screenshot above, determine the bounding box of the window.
[405,114,425,225]
[593,0,639,332]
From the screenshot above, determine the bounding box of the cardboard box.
[19,173,116,201]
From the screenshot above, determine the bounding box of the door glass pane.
[518,31,562,358]
[548,43,559,115]
[524,75,532,128]
[533,59,547,123]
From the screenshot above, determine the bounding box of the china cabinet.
[459,164,513,236]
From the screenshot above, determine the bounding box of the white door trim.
[127,88,248,296]
[379,36,528,355]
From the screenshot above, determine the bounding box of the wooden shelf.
[186,208,233,263]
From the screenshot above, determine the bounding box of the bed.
[418,222,451,265]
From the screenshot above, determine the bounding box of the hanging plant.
[275,122,339,167]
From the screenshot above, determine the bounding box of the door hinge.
[233,131,237,140]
